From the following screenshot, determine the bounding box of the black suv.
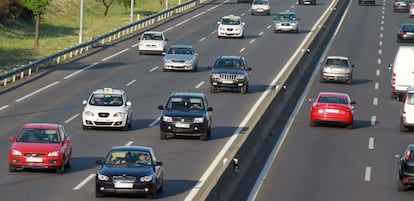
[209,56,252,94]
[396,144,414,191]
[158,92,213,141]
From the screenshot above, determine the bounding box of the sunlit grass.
[0,0,181,74]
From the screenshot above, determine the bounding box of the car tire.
[319,76,325,83]
[9,164,17,172]
[210,86,218,93]
[139,51,143,55]
[64,157,72,169]
[241,84,248,94]
[147,190,157,199]
[267,11,270,15]
[95,190,105,198]
[391,92,397,100]
[295,29,299,33]
[400,120,408,132]
[160,131,166,140]
[200,131,208,141]
[158,181,163,192]
[56,163,64,174]
[347,78,352,85]
[397,178,406,191]
[82,124,88,130]
[346,121,353,129]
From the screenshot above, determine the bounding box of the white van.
[390,46,414,100]
[400,87,414,132]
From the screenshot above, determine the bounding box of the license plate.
[326,109,339,113]
[222,80,234,84]
[96,118,111,122]
[114,182,133,188]
[175,122,190,128]
[26,157,43,162]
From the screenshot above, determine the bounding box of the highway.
[250,0,414,201]
[0,0,333,200]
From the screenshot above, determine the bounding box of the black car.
[298,0,316,5]
[393,0,413,12]
[209,56,252,94]
[158,92,213,141]
[95,146,164,198]
[397,144,414,191]
[359,0,375,5]
[397,23,414,43]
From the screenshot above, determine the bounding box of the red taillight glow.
[346,68,351,73]
[403,177,409,184]
[395,1,398,6]
[392,73,396,85]
[399,30,405,35]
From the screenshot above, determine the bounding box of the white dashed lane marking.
[368,137,374,150]
[149,66,159,72]
[195,81,205,89]
[0,105,9,111]
[125,79,136,86]
[64,114,79,124]
[15,81,60,102]
[364,167,372,181]
[371,116,376,125]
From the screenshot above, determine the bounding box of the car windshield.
[222,18,241,25]
[167,47,193,55]
[214,59,244,69]
[142,33,163,40]
[106,150,152,166]
[166,97,204,111]
[325,58,349,67]
[318,95,348,104]
[16,128,60,143]
[254,0,269,4]
[89,94,123,106]
[276,14,296,21]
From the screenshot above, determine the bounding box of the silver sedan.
[273,12,299,33]
[320,56,354,85]
[163,45,198,72]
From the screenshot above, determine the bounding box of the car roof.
[21,123,61,129]
[318,92,350,97]
[326,56,349,60]
[170,92,205,98]
[222,15,241,19]
[109,146,152,152]
[277,11,296,15]
[168,44,193,49]
[143,31,163,34]
[92,88,124,95]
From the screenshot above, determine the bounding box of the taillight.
[394,1,398,6]
[392,73,396,86]
[406,149,411,161]
[403,177,409,184]
[322,67,328,73]
[399,30,405,35]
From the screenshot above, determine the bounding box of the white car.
[410,5,414,17]
[217,15,245,38]
[138,31,167,55]
[251,0,271,15]
[82,88,132,131]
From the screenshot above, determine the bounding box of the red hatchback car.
[8,123,72,173]
[309,92,356,129]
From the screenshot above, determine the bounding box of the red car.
[8,123,72,173]
[309,92,355,129]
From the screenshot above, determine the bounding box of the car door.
[59,126,71,162]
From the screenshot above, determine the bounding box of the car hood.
[84,105,127,113]
[211,68,245,75]
[10,142,61,153]
[219,24,242,29]
[164,54,195,60]
[100,165,154,176]
[163,110,205,117]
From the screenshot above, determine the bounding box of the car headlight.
[290,23,297,26]
[219,27,225,31]
[184,60,192,64]
[11,149,22,156]
[194,117,204,123]
[48,151,60,157]
[162,116,172,122]
[164,58,172,63]
[211,74,220,79]
[235,74,245,79]
[97,173,109,181]
[84,111,94,116]
[140,175,153,182]
[113,112,126,118]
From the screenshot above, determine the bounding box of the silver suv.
[400,87,414,132]
[209,56,252,94]
[320,56,354,85]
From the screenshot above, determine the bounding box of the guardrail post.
[28,68,32,76]
[12,75,16,82]
[3,79,7,86]
[20,71,24,79]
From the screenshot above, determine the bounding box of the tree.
[24,0,51,49]
[97,0,115,16]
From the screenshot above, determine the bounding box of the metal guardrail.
[0,0,198,87]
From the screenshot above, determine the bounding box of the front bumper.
[9,155,63,169]
[82,115,128,128]
[160,121,208,135]
[96,180,156,195]
[164,62,194,71]
[211,78,247,88]
[217,30,243,37]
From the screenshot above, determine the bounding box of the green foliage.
[24,0,51,14]
[0,0,26,23]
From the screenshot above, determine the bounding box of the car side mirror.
[82,100,87,105]
[207,106,213,111]
[96,159,104,165]
[8,136,16,142]
[155,161,163,166]
[217,21,220,25]
[396,154,402,159]
[165,38,168,41]
[388,63,393,70]
[158,105,164,110]
[308,98,314,102]
[63,139,71,144]
[351,64,355,67]
[350,101,356,105]
[242,22,246,25]
[246,67,252,71]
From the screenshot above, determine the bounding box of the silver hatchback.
[273,12,299,33]
[320,56,354,85]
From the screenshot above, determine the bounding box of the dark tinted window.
[325,58,349,67]
[318,96,348,104]
[214,58,245,69]
[166,96,204,111]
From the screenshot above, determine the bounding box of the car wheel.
[319,76,325,83]
[160,131,166,140]
[400,120,408,132]
[56,163,64,174]
[397,178,406,191]
[64,157,72,169]
[241,84,248,94]
[157,181,163,192]
[347,78,352,85]
[200,131,208,141]
[295,29,299,33]
[267,11,270,15]
[210,86,218,93]
[147,189,157,199]
[9,164,17,172]
[251,12,254,15]
[346,122,353,129]
[95,190,105,198]
[193,66,197,72]
[139,51,143,55]
[82,124,88,130]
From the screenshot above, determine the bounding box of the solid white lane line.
[199,37,206,42]
[240,48,245,52]
[175,18,191,27]
[241,13,246,16]
[125,79,136,86]
[149,66,159,72]
[101,48,129,61]
[373,97,378,106]
[15,81,60,102]
[380,26,383,31]
[371,116,376,125]
[364,167,372,181]
[259,31,264,36]
[131,43,139,48]
[73,173,95,190]
[163,26,174,32]
[368,137,374,150]
[249,39,256,43]
[376,69,380,76]
[195,81,204,89]
[64,63,99,80]
[149,117,160,127]
[192,11,206,18]
[126,141,134,146]
[375,82,379,90]
[64,114,79,124]
[0,105,9,111]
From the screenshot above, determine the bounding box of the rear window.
[318,96,348,104]
[325,58,349,67]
